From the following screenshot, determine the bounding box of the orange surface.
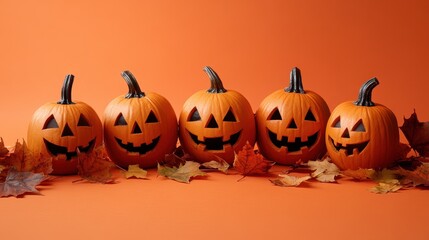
[1,0,429,239]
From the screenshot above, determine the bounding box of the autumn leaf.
[270,174,311,187]
[370,180,402,194]
[202,156,230,173]
[1,139,53,174]
[233,142,274,178]
[398,163,429,187]
[158,161,206,183]
[160,146,191,168]
[400,110,429,157]
[307,158,340,183]
[342,168,376,181]
[124,164,148,179]
[0,138,9,158]
[76,146,116,183]
[0,168,45,197]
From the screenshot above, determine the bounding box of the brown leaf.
[202,156,230,173]
[0,168,45,197]
[160,146,191,168]
[342,168,376,181]
[158,161,206,183]
[307,158,340,182]
[0,138,9,158]
[400,110,429,157]
[398,163,429,187]
[1,139,52,174]
[124,164,148,179]
[76,146,115,183]
[233,142,274,177]
[270,174,311,187]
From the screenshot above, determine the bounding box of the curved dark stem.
[121,70,145,98]
[354,77,379,106]
[57,74,75,104]
[204,66,227,93]
[285,67,305,93]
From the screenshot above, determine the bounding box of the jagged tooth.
[353,148,359,155]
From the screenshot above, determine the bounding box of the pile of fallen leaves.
[1,110,428,197]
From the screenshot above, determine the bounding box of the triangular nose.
[132,122,142,134]
[61,123,74,137]
[287,118,298,129]
[205,114,219,128]
[342,128,350,138]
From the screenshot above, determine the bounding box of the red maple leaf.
[233,142,274,179]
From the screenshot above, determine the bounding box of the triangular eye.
[304,109,316,121]
[145,110,159,123]
[114,113,128,126]
[332,117,341,128]
[223,108,236,122]
[352,120,366,132]
[77,114,90,126]
[268,108,282,120]
[43,115,59,129]
[188,107,201,121]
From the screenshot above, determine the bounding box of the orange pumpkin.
[255,67,330,165]
[103,71,178,169]
[326,77,399,170]
[27,74,103,175]
[179,66,255,164]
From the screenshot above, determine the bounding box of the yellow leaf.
[270,174,311,187]
[370,180,402,194]
[342,168,376,181]
[202,157,229,173]
[124,165,148,179]
[158,161,206,183]
[307,157,340,182]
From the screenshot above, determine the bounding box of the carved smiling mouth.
[115,136,160,155]
[267,129,318,152]
[188,130,241,151]
[329,137,369,156]
[43,138,96,160]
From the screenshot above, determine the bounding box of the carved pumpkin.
[27,74,103,175]
[255,67,330,165]
[103,71,178,169]
[179,66,255,164]
[326,78,399,170]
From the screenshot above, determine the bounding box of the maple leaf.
[0,138,9,158]
[0,168,45,197]
[270,174,311,187]
[2,139,53,174]
[307,158,340,182]
[201,156,230,173]
[76,146,116,183]
[157,161,206,183]
[160,146,190,168]
[400,110,429,157]
[342,168,376,181]
[233,142,274,178]
[398,163,429,187]
[370,180,402,194]
[124,164,148,179]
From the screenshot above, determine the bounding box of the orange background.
[1,0,429,239]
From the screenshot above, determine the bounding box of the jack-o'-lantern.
[103,71,178,169]
[27,74,103,175]
[256,67,330,165]
[179,66,255,164]
[326,77,399,170]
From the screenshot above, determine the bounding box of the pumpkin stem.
[354,77,379,106]
[57,74,75,104]
[285,67,305,93]
[121,70,145,98]
[204,66,227,93]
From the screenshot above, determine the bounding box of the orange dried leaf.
[233,142,274,177]
[398,163,429,187]
[0,168,45,197]
[124,164,148,179]
[370,181,402,194]
[400,111,429,157]
[77,146,115,183]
